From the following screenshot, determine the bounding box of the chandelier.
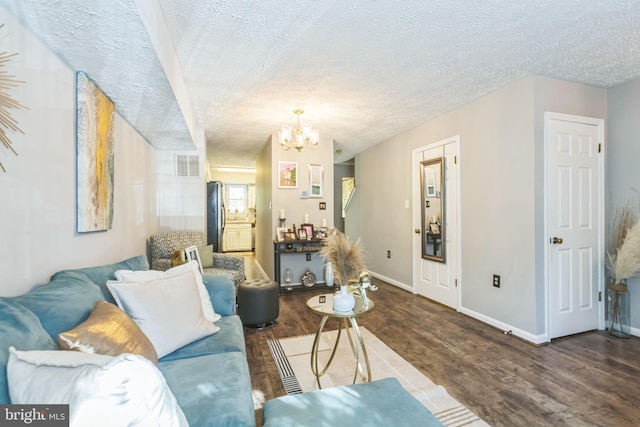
[278,109,319,151]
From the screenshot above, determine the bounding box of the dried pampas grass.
[319,231,367,286]
[608,198,640,281]
[610,219,640,281]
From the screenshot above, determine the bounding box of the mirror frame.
[420,157,445,263]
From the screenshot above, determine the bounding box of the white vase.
[333,285,355,312]
[325,261,334,287]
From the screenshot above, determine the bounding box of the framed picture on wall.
[278,161,298,189]
[309,164,323,197]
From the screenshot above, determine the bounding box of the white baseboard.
[368,271,414,293]
[459,306,549,345]
[253,260,269,280]
[368,272,548,344]
[351,272,640,343]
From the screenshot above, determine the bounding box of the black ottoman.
[238,279,279,328]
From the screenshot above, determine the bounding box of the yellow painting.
[76,72,115,232]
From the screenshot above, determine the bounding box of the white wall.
[0,10,158,296]
[156,129,207,233]
[607,77,640,333]
[353,76,606,338]
[207,169,256,185]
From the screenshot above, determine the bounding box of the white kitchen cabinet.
[238,225,252,250]
[223,223,252,252]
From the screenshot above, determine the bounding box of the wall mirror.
[420,157,445,262]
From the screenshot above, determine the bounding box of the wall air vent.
[176,154,199,177]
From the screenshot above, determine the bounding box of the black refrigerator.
[206,181,226,252]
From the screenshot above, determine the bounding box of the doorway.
[545,112,605,339]
[412,136,461,309]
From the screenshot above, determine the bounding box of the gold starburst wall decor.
[0,23,28,173]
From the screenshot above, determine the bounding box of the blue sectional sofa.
[0,255,255,427]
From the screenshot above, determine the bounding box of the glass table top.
[306,292,374,317]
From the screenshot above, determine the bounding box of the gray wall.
[607,77,640,332]
[255,139,273,280]
[353,75,607,338]
[255,134,335,281]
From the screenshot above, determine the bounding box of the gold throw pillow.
[171,249,187,267]
[58,300,158,364]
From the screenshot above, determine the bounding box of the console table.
[273,239,331,293]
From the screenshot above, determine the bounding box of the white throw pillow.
[7,348,188,427]
[107,270,220,358]
[115,261,221,322]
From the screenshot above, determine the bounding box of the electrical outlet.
[319,202,326,210]
[387,250,391,259]
[493,274,501,288]
[306,253,312,261]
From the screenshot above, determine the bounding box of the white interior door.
[546,113,604,339]
[412,137,460,309]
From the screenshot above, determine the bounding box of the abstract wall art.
[76,71,115,232]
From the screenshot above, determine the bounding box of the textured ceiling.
[3,0,640,167]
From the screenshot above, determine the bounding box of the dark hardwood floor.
[242,260,640,426]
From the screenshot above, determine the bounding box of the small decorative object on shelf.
[301,268,316,288]
[607,200,640,338]
[319,230,368,312]
[284,268,293,285]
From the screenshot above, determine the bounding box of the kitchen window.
[226,184,248,213]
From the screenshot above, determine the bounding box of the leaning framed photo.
[313,226,328,240]
[276,227,287,242]
[309,164,323,198]
[184,245,203,274]
[278,161,298,189]
[298,228,307,240]
[301,223,314,240]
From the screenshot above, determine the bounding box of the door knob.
[414,229,421,234]
[552,237,563,244]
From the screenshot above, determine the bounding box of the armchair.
[149,231,245,286]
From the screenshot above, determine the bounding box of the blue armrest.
[202,274,236,316]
